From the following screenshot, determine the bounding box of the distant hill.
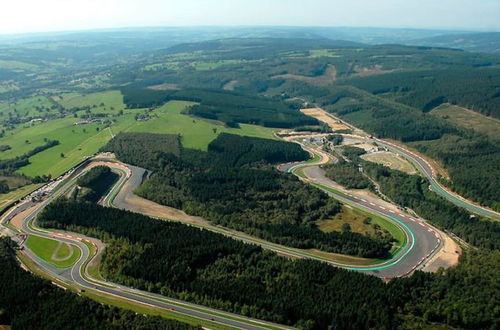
[164,37,364,54]
[408,32,500,53]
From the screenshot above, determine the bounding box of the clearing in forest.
[431,103,500,141]
[300,107,351,131]
[272,64,337,86]
[362,151,417,175]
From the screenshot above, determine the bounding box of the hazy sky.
[1,0,499,34]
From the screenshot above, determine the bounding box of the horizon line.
[1,24,499,38]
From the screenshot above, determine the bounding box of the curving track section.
[0,158,291,330]
[0,149,451,327]
[372,138,500,220]
[280,144,442,278]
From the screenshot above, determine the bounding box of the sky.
[1,0,499,35]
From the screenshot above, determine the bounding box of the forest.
[343,68,500,118]
[121,87,318,128]
[280,81,499,211]
[102,132,181,168]
[103,132,393,258]
[410,134,500,211]
[178,89,317,128]
[0,238,196,330]
[37,200,500,330]
[323,146,374,190]
[73,165,118,203]
[324,160,374,190]
[362,161,500,249]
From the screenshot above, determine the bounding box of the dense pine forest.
[102,132,393,257]
[342,68,500,118]
[279,81,500,211]
[121,87,317,128]
[74,165,118,203]
[0,238,196,330]
[108,39,500,211]
[362,161,500,249]
[324,160,374,190]
[323,146,375,190]
[37,200,500,329]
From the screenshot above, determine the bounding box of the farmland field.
[0,95,54,119]
[4,99,276,178]
[55,91,126,115]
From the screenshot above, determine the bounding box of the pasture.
[4,99,276,178]
[0,95,54,119]
[54,90,126,115]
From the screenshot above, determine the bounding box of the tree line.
[362,161,500,249]
[0,238,197,330]
[36,200,500,329]
[73,165,118,203]
[120,87,318,128]
[104,132,392,258]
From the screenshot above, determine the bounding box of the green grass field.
[126,100,277,150]
[19,126,115,177]
[0,118,80,160]
[3,99,275,179]
[312,183,406,250]
[55,90,126,115]
[26,235,81,268]
[316,205,405,248]
[0,95,54,119]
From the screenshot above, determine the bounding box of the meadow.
[125,100,276,150]
[55,90,126,114]
[0,95,55,119]
[1,94,275,179]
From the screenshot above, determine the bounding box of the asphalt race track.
[0,159,290,330]
[0,150,452,327]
